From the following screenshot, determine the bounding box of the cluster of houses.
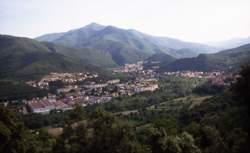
[165,71,230,86]
[21,58,239,115]
[24,61,233,114]
[134,84,159,93]
[26,72,98,89]
[27,96,72,114]
[112,61,144,73]
[26,94,113,114]
[165,71,221,78]
[26,70,159,114]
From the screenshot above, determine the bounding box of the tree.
[198,126,228,153]
[89,108,149,153]
[0,106,30,153]
[179,132,201,153]
[231,65,250,109]
[153,116,179,135]
[137,125,200,153]
[69,104,86,122]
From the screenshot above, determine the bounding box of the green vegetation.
[0,80,48,101]
[36,23,216,66]
[161,44,250,72]
[0,66,249,153]
[192,80,225,95]
[42,42,117,68]
[144,52,176,69]
[147,95,211,111]
[0,106,56,153]
[95,76,206,112]
[38,24,151,65]
[0,35,106,80]
[145,52,176,64]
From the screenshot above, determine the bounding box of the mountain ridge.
[206,37,250,49]
[0,35,104,80]
[160,43,250,72]
[36,23,219,65]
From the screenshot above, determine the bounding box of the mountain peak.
[104,25,118,30]
[85,22,105,30]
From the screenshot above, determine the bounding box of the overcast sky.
[0,0,250,42]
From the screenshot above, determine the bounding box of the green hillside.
[146,52,176,63]
[46,25,156,65]
[144,52,176,69]
[42,42,116,67]
[0,35,101,80]
[160,44,250,72]
[36,23,218,66]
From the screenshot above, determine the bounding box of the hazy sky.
[1,0,250,42]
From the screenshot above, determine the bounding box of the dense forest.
[0,66,249,153]
[0,80,48,101]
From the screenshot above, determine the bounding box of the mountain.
[144,52,176,69]
[206,37,250,49]
[37,23,150,65]
[160,43,250,72]
[146,52,176,63]
[35,32,65,42]
[36,23,218,65]
[0,35,101,80]
[42,42,116,67]
[173,48,199,58]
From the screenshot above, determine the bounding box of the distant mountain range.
[1,23,249,80]
[36,23,219,65]
[206,37,250,49]
[159,44,250,72]
[0,35,103,80]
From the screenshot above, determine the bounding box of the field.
[147,95,212,111]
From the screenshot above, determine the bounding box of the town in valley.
[20,61,232,114]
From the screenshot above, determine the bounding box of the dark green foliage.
[0,80,48,101]
[22,107,86,129]
[69,104,86,122]
[51,108,202,153]
[0,106,55,153]
[136,125,201,153]
[152,116,179,134]
[178,67,250,153]
[54,108,150,153]
[231,65,250,108]
[193,80,225,95]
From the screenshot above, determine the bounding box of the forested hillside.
[160,44,250,72]
[36,23,218,66]
[0,35,104,80]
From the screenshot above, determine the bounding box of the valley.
[6,59,230,116]
[1,0,250,152]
